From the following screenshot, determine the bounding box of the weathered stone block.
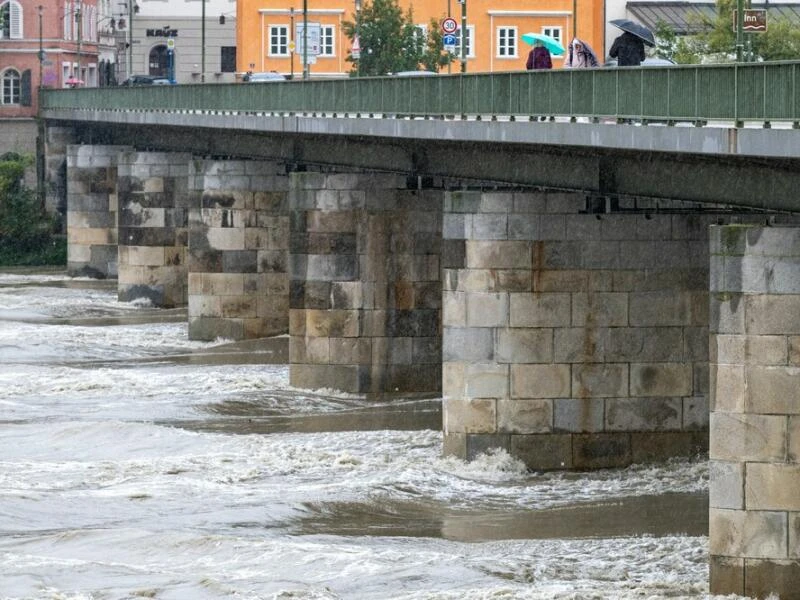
[606,397,682,431]
[710,364,745,413]
[466,240,531,269]
[710,460,745,510]
[572,433,631,469]
[510,434,573,470]
[746,463,800,511]
[630,363,693,397]
[709,555,744,597]
[466,292,508,327]
[683,395,709,429]
[710,413,786,462]
[744,559,800,600]
[572,364,628,398]
[497,399,552,434]
[630,432,706,463]
[554,398,604,432]
[745,295,800,335]
[443,398,496,434]
[443,328,493,362]
[511,364,570,399]
[746,366,800,414]
[709,508,787,558]
[571,292,628,326]
[509,293,571,328]
[496,328,553,364]
[464,362,509,399]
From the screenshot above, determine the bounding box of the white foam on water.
[0,274,743,600]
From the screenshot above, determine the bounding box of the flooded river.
[0,271,737,599]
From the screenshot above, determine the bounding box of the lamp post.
[735,0,745,61]
[38,5,43,88]
[75,1,82,82]
[290,7,295,80]
[460,0,466,72]
[354,0,361,77]
[201,0,206,82]
[127,1,135,83]
[302,0,308,79]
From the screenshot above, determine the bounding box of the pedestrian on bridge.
[526,40,552,70]
[609,31,645,66]
[563,38,599,68]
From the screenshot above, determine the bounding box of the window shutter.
[10,1,21,39]
[20,69,31,106]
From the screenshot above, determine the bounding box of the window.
[542,26,562,47]
[269,25,289,56]
[221,47,236,72]
[64,2,72,40]
[2,69,20,104]
[320,25,334,57]
[0,0,22,39]
[497,26,517,58]
[454,25,474,58]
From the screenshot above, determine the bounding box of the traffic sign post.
[441,17,458,35]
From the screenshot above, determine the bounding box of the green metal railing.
[40,61,800,125]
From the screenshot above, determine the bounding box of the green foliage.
[342,0,451,76]
[0,155,66,266]
[655,0,800,64]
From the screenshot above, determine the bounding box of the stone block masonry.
[187,160,290,341]
[66,145,131,278]
[117,151,192,307]
[289,172,442,397]
[709,225,800,599]
[442,190,720,470]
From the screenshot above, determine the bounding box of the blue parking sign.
[443,34,457,46]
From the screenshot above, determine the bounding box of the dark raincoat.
[609,31,645,66]
[526,46,552,70]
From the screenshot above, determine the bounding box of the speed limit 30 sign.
[441,18,458,34]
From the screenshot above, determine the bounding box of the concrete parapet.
[442,190,713,470]
[66,144,131,278]
[187,159,290,340]
[709,224,800,599]
[289,172,442,397]
[117,151,192,307]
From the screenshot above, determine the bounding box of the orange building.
[235,0,604,78]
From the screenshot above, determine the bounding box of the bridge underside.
[66,119,800,213]
[52,120,800,599]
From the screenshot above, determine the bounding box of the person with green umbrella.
[525,40,552,70]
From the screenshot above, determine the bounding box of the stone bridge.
[40,67,800,595]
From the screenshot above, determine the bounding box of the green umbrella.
[521,32,565,56]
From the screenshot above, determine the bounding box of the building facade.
[118,0,237,84]
[236,0,605,78]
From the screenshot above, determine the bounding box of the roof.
[627,1,800,34]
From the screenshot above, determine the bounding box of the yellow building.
[236,0,605,78]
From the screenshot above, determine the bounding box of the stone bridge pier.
[709,224,800,599]
[187,159,290,340]
[440,190,717,469]
[288,172,443,397]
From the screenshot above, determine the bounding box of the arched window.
[0,0,23,39]
[2,69,21,104]
[148,45,169,77]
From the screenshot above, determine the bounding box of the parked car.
[121,75,173,86]
[391,71,437,77]
[604,57,676,67]
[243,71,287,82]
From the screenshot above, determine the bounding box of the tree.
[342,0,451,76]
[655,0,800,64]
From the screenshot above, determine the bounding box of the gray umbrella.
[610,19,655,47]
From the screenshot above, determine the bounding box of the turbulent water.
[0,271,741,600]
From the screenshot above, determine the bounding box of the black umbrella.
[610,19,655,47]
